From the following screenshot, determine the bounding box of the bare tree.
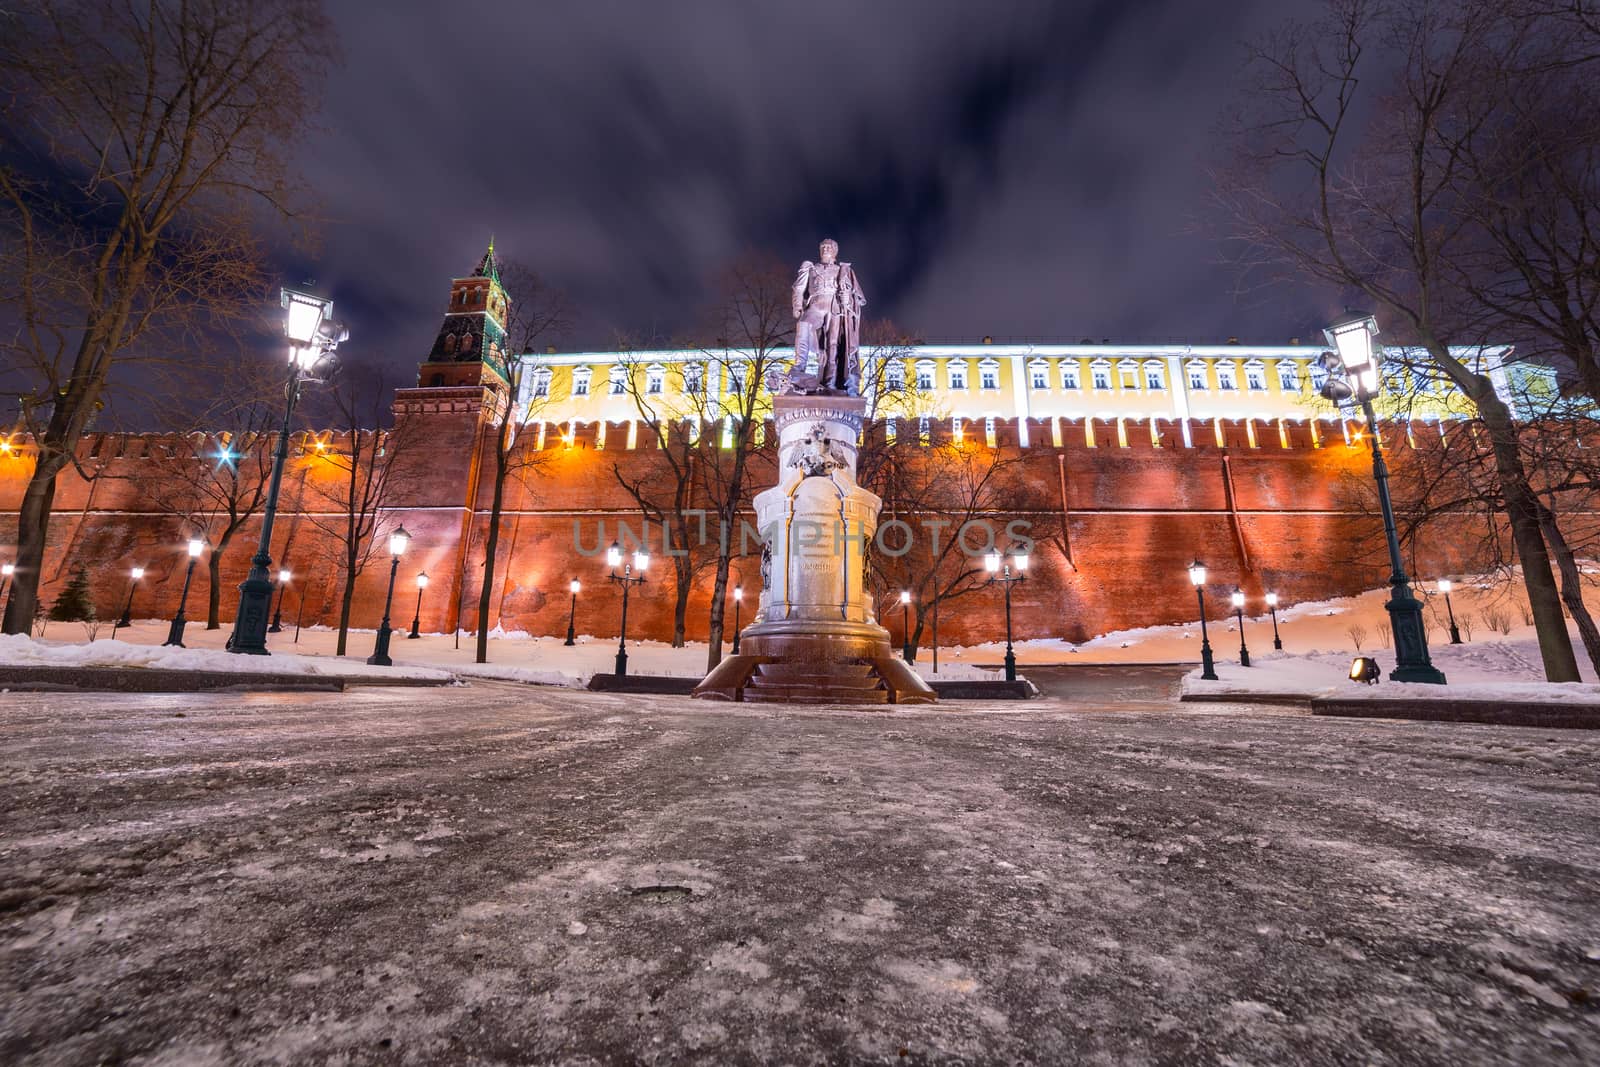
[471,256,570,664]
[1215,0,1590,680]
[0,0,333,634]
[302,364,419,656]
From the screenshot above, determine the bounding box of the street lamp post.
[1439,579,1463,644]
[731,584,743,654]
[984,548,1029,682]
[1265,591,1283,650]
[229,287,345,656]
[1189,560,1218,681]
[269,569,291,633]
[366,526,411,667]
[112,566,144,637]
[606,541,649,677]
[1231,588,1252,667]
[0,562,13,607]
[900,589,914,662]
[164,538,206,648]
[409,572,429,639]
[1320,313,1446,683]
[564,579,580,646]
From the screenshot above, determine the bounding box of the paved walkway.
[2,680,1597,1064]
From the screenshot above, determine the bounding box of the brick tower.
[415,240,513,392]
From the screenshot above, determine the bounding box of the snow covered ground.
[9,576,1593,700]
[0,632,453,683]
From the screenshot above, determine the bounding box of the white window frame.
[682,362,704,394]
[1090,359,1112,390]
[947,359,968,390]
[1028,358,1049,390]
[1186,359,1208,391]
[572,367,592,397]
[1117,359,1140,390]
[531,368,552,398]
[1143,360,1165,390]
[1216,361,1238,391]
[646,363,666,395]
[978,358,1000,391]
[914,359,936,391]
[1244,359,1267,392]
[1060,361,1080,390]
[609,365,627,395]
[1277,360,1299,392]
[885,359,905,390]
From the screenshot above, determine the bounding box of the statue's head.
[819,238,838,264]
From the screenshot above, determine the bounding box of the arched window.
[1309,361,1329,390]
[1028,358,1049,390]
[1117,359,1140,390]
[1244,359,1267,391]
[1060,360,1080,389]
[885,359,905,390]
[1216,361,1238,391]
[1277,360,1299,392]
[1090,359,1112,390]
[682,363,704,394]
[978,358,1000,390]
[531,368,553,398]
[726,362,748,395]
[609,365,627,395]
[646,364,666,395]
[572,367,592,397]
[1143,360,1165,390]
[947,359,969,390]
[914,359,936,390]
[1186,359,1208,390]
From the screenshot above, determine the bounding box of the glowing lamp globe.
[570,579,581,595]
[633,550,650,572]
[1188,560,1207,587]
[281,287,331,347]
[1013,551,1030,572]
[131,566,145,580]
[1438,579,1452,594]
[1231,589,1245,610]
[186,538,204,558]
[900,589,911,604]
[607,541,622,568]
[734,585,743,602]
[277,568,291,583]
[1265,592,1278,607]
[388,526,411,557]
[416,571,430,590]
[984,551,1001,573]
[1323,312,1379,376]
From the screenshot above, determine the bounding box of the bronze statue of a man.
[787,238,866,395]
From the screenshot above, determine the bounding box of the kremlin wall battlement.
[0,387,1498,648]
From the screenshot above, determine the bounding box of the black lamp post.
[1231,588,1252,667]
[606,541,649,677]
[1320,313,1445,683]
[229,287,344,656]
[1189,560,1218,681]
[564,579,579,646]
[1265,591,1283,650]
[366,526,411,667]
[731,584,743,654]
[269,568,290,633]
[409,571,429,639]
[900,589,914,662]
[1438,579,1463,643]
[164,537,205,648]
[984,548,1028,682]
[112,566,144,637]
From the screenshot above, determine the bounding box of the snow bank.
[0,633,453,683]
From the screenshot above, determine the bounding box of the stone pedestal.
[695,395,935,705]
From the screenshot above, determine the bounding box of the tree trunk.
[2,457,62,634]
[336,558,358,656]
[1537,504,1600,677]
[672,552,691,648]
[475,442,509,665]
[205,530,235,630]
[1473,388,1580,681]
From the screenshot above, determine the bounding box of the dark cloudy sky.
[286,0,1328,377]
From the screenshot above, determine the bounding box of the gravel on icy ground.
[1,685,1597,1065]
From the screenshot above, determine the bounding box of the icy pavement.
[2,681,1598,1064]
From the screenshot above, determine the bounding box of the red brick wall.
[0,399,1501,648]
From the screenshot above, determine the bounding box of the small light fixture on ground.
[606,541,649,677]
[1438,579,1463,644]
[984,548,1028,682]
[1350,656,1382,684]
[731,583,743,655]
[564,579,581,646]
[112,566,144,636]
[409,571,429,639]
[1188,560,1218,681]
[1319,312,1445,683]
[900,589,914,663]
[163,537,206,648]
[229,286,345,656]
[1265,591,1283,650]
[269,568,291,633]
[1231,588,1252,667]
[366,525,411,666]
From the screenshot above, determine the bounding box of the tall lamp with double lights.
[984,548,1029,682]
[1319,313,1445,683]
[229,287,345,655]
[607,541,649,677]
